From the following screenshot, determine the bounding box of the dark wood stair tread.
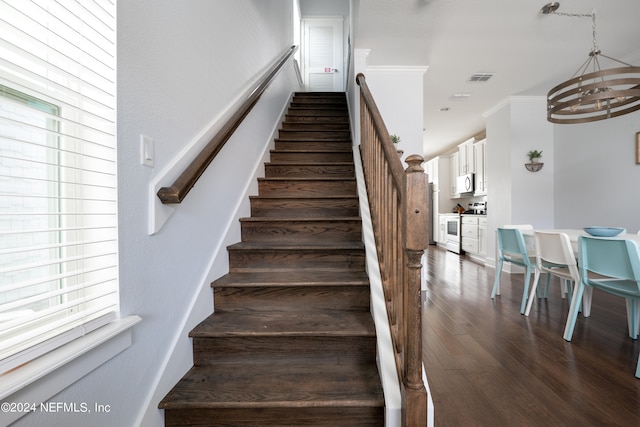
[258,177,355,182]
[190,311,375,337]
[159,362,384,409]
[250,194,358,199]
[239,216,360,222]
[248,196,360,217]
[265,161,353,166]
[270,147,352,152]
[213,270,369,287]
[227,240,364,250]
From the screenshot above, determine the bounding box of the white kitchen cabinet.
[424,159,433,182]
[425,157,437,184]
[461,216,479,254]
[437,215,448,244]
[474,139,487,195]
[461,215,489,259]
[449,152,459,197]
[478,216,488,256]
[458,139,474,175]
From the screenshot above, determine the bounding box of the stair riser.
[213,286,370,312]
[282,122,350,131]
[250,197,360,218]
[289,107,348,114]
[286,108,349,117]
[292,96,346,103]
[258,179,356,197]
[164,407,384,427]
[192,335,376,365]
[290,100,347,108]
[228,248,365,271]
[278,130,351,141]
[274,140,352,151]
[270,151,353,163]
[294,91,346,96]
[284,114,349,124]
[241,220,361,242]
[265,163,354,178]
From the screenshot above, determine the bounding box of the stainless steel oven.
[445,215,461,254]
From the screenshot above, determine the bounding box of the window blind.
[0,0,118,374]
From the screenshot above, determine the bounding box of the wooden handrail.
[157,45,299,204]
[356,73,429,427]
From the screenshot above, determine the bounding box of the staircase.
[159,92,385,426]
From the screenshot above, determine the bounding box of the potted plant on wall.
[390,134,403,157]
[525,150,543,172]
[527,150,543,163]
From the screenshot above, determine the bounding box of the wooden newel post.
[403,154,428,426]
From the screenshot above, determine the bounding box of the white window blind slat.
[0,38,115,114]
[0,311,117,373]
[0,263,118,301]
[0,237,116,256]
[0,267,117,307]
[0,281,118,336]
[0,0,117,374]
[0,249,117,276]
[0,111,116,158]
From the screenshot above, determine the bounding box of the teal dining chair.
[564,236,640,347]
[492,227,537,314]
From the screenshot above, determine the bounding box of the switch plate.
[140,134,154,167]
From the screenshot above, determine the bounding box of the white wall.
[300,0,349,16]
[485,102,512,263]
[484,97,640,262]
[554,109,640,233]
[12,2,298,426]
[509,97,554,228]
[484,97,554,263]
[360,66,428,161]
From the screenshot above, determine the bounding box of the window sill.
[0,315,141,425]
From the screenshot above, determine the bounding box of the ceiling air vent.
[469,73,494,82]
[451,93,472,100]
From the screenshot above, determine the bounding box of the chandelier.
[543,2,640,124]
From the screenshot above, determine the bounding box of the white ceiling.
[353,0,640,159]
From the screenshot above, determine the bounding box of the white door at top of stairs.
[302,17,344,92]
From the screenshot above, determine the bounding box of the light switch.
[140,134,154,167]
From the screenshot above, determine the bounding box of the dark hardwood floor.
[422,245,640,426]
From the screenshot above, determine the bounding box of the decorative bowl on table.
[583,226,626,237]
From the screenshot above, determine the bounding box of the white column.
[362,66,429,161]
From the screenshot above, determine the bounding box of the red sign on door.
[324,67,331,73]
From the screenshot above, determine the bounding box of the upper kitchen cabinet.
[449,152,459,197]
[425,157,438,185]
[458,138,474,175]
[474,138,487,196]
[449,136,487,197]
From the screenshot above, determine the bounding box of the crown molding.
[366,65,429,74]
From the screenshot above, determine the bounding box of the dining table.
[520,228,640,341]
[522,228,640,253]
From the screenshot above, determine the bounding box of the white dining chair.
[525,231,580,316]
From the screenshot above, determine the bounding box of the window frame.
[0,2,139,420]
